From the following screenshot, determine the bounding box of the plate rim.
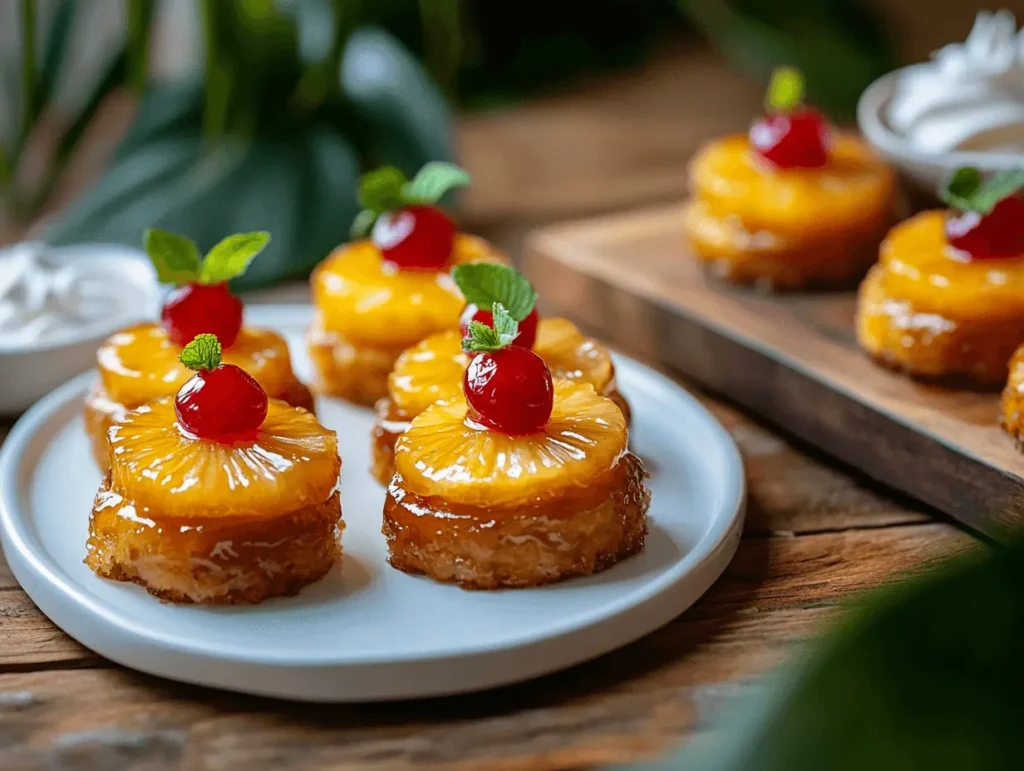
[0,303,746,699]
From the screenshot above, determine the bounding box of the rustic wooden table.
[0,47,976,771]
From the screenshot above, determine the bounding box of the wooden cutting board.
[524,202,1023,538]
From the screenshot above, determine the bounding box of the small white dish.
[0,243,161,415]
[0,305,745,702]
[857,66,1024,195]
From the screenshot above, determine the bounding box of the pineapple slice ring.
[85,323,314,468]
[370,319,629,485]
[308,234,503,406]
[385,381,648,589]
[684,132,895,289]
[856,211,1024,389]
[394,380,628,507]
[107,398,340,520]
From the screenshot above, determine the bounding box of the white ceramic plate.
[0,305,745,702]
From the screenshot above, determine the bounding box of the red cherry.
[750,108,829,169]
[945,196,1024,260]
[372,204,455,271]
[161,282,243,349]
[463,347,553,435]
[174,364,268,442]
[459,304,539,350]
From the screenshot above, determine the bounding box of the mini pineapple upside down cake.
[858,168,1024,389]
[309,162,504,407]
[86,335,343,604]
[683,67,895,290]
[371,263,630,484]
[384,305,650,590]
[85,230,314,468]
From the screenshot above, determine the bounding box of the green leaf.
[143,228,202,285]
[403,161,471,204]
[179,333,222,371]
[941,167,1024,214]
[200,231,271,284]
[357,165,408,213]
[766,66,803,112]
[462,303,520,353]
[350,208,378,239]
[451,263,537,321]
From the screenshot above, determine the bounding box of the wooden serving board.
[524,203,1023,539]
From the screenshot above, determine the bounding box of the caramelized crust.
[307,317,405,407]
[84,377,316,469]
[383,453,649,589]
[87,479,342,604]
[1001,347,1024,445]
[857,264,1024,390]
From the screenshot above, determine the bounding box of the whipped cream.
[0,242,155,348]
[888,11,1024,153]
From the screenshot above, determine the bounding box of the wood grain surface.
[525,203,1024,539]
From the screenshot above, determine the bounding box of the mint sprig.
[144,229,270,286]
[462,303,519,354]
[451,263,537,322]
[766,66,804,113]
[941,167,1024,215]
[351,161,471,238]
[179,333,222,371]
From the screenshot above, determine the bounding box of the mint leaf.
[451,263,537,321]
[144,229,202,285]
[403,161,471,204]
[358,165,408,213]
[942,167,1024,214]
[200,232,270,284]
[179,333,222,371]
[350,208,378,239]
[462,303,520,353]
[766,66,804,113]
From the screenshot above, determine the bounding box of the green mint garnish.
[450,263,537,322]
[351,161,471,238]
[766,66,804,113]
[179,333,222,371]
[941,167,1024,215]
[462,303,519,354]
[143,229,270,286]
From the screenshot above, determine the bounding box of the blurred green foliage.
[625,537,1024,770]
[3,0,893,288]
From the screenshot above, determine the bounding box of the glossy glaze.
[311,233,502,350]
[108,398,339,519]
[1002,346,1024,444]
[394,380,627,507]
[388,318,617,418]
[97,322,298,408]
[877,210,1024,318]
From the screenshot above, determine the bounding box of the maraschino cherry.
[175,334,268,442]
[942,168,1024,261]
[352,162,471,271]
[145,229,271,348]
[452,263,540,350]
[462,303,553,435]
[750,67,829,170]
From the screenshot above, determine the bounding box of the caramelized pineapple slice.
[395,380,627,507]
[385,380,648,589]
[88,398,342,603]
[108,399,339,519]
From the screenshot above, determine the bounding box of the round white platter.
[0,304,745,702]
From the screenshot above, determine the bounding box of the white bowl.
[857,64,1024,196]
[0,244,161,415]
